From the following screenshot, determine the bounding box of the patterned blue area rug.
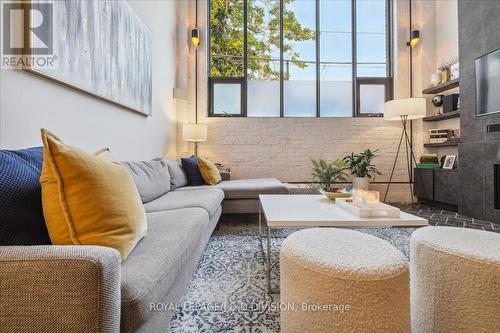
[169,222,415,332]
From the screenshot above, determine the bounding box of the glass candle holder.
[352,189,380,208]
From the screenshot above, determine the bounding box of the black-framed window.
[208,0,392,118]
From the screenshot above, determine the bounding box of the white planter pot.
[352,177,370,189]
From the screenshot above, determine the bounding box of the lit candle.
[352,189,380,208]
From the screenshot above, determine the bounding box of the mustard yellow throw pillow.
[198,157,222,185]
[39,129,146,260]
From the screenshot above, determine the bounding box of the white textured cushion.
[411,225,500,263]
[282,228,407,280]
[410,226,500,333]
[280,228,409,333]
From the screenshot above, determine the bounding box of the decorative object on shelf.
[420,153,439,163]
[182,123,207,156]
[416,163,440,169]
[442,155,457,169]
[311,159,349,201]
[438,63,451,83]
[443,94,459,113]
[419,153,439,169]
[343,149,382,189]
[25,0,153,116]
[429,129,452,144]
[450,62,459,80]
[432,95,444,107]
[431,72,442,86]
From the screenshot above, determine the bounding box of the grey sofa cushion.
[217,178,289,199]
[120,208,209,332]
[176,178,289,200]
[143,187,224,219]
[121,159,170,204]
[167,160,188,190]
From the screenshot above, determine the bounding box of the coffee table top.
[259,195,428,228]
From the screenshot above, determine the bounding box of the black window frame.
[208,77,246,117]
[356,77,393,117]
[207,0,393,118]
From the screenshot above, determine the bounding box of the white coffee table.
[258,194,428,293]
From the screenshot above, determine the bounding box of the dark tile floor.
[396,203,499,233]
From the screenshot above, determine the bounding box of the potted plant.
[343,149,382,189]
[311,159,350,201]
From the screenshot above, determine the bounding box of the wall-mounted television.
[476,48,500,116]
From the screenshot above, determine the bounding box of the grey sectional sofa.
[0,158,288,333]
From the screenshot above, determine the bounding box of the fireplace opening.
[495,165,500,210]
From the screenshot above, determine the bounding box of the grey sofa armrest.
[0,245,121,333]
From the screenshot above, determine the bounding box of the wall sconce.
[191,27,200,48]
[407,30,420,48]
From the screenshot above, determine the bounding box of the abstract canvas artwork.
[29,0,152,116]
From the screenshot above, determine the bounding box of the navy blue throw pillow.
[0,147,51,245]
[181,155,205,186]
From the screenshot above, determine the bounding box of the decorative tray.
[336,198,401,218]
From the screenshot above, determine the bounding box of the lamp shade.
[182,123,207,142]
[384,98,426,121]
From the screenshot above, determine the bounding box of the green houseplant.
[311,159,350,200]
[343,149,382,189]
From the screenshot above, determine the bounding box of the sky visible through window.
[210,0,389,117]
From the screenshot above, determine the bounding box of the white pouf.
[410,226,500,333]
[280,228,410,333]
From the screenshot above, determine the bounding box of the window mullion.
[352,0,357,117]
[243,0,248,117]
[279,0,284,117]
[316,0,320,117]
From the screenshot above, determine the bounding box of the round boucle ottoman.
[410,226,500,333]
[280,228,409,333]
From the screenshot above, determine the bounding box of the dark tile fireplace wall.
[495,165,500,210]
[458,0,500,222]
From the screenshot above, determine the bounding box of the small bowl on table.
[319,188,351,202]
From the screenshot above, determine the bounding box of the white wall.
[0,0,177,161]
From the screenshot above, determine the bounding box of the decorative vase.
[431,73,441,86]
[441,69,450,83]
[352,177,370,189]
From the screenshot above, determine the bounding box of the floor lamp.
[383,98,426,202]
[383,0,425,203]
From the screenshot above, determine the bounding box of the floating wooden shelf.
[422,79,459,94]
[424,140,460,148]
[423,110,460,122]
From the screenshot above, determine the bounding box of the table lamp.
[183,123,207,156]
